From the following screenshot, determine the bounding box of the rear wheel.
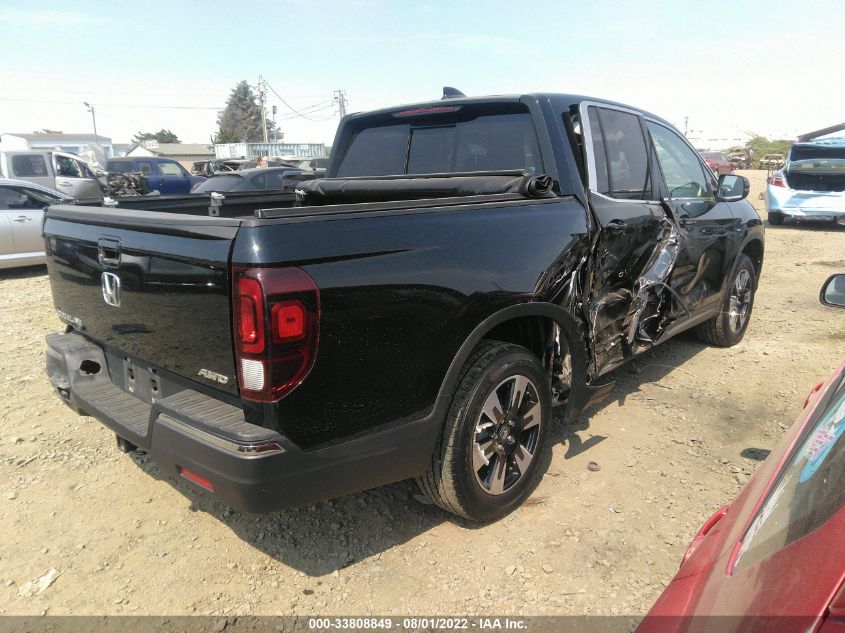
[416,341,552,522]
[768,211,784,226]
[695,254,757,347]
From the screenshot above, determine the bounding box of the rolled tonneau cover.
[295,173,555,204]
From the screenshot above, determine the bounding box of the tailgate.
[44,205,241,397]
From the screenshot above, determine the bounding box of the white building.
[215,142,327,160]
[0,131,115,157]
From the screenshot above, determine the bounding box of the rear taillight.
[771,173,787,188]
[232,267,319,402]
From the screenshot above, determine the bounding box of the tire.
[768,212,784,226]
[416,340,552,522]
[694,254,757,347]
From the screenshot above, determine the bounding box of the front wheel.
[694,254,757,347]
[416,341,552,522]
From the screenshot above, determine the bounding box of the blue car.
[106,157,206,195]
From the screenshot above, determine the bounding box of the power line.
[264,81,325,121]
[277,103,334,121]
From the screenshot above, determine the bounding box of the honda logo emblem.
[101,272,121,307]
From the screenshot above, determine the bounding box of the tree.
[746,135,793,168]
[213,80,277,144]
[132,129,180,144]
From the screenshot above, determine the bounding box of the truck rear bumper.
[46,331,440,513]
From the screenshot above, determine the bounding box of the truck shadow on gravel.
[128,333,709,576]
[548,333,709,457]
[0,264,47,280]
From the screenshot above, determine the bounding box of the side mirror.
[821,274,845,308]
[716,174,750,201]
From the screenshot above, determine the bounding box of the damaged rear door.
[580,103,681,375]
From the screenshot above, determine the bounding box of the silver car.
[0,178,72,269]
[0,150,103,200]
[766,138,845,225]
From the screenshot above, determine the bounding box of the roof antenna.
[442,86,466,100]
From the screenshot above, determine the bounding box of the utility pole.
[83,102,98,143]
[683,116,689,137]
[258,75,269,143]
[333,89,347,118]
[271,105,277,143]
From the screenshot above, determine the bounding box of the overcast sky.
[1,0,842,148]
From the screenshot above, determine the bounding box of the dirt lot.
[1,170,843,619]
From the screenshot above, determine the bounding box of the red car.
[638,274,845,633]
[702,151,737,176]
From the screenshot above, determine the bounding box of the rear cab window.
[734,370,845,571]
[335,102,543,177]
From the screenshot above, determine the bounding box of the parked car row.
[191,156,329,178]
[191,166,312,193]
[105,157,206,195]
[1,148,332,200]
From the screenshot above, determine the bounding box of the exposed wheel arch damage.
[432,303,594,427]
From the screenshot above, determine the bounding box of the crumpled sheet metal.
[625,223,681,350]
[587,219,682,372]
[106,172,150,197]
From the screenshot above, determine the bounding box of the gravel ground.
[0,170,843,618]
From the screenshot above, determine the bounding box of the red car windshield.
[734,371,845,571]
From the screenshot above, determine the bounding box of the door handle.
[13,216,33,222]
[57,180,72,186]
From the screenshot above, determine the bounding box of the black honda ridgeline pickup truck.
[44,92,764,521]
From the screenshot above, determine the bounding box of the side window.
[0,188,21,209]
[73,158,91,178]
[587,107,609,194]
[55,156,81,178]
[107,162,130,174]
[11,155,48,178]
[249,172,267,189]
[265,171,284,189]
[157,161,184,176]
[0,187,48,209]
[20,187,60,207]
[647,122,710,199]
[136,161,153,176]
[588,107,651,200]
